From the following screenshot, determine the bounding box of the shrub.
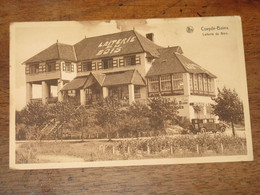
[148,96,179,130]
[116,134,246,157]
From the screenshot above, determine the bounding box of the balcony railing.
[47,97,58,104]
[30,98,42,103]
[30,97,58,104]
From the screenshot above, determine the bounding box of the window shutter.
[98,62,103,70]
[62,63,66,71]
[119,58,124,67]
[39,64,43,73]
[113,59,118,68]
[77,64,82,72]
[71,64,74,72]
[92,62,96,70]
[42,64,46,72]
[136,56,141,64]
[56,63,60,70]
[25,65,30,74]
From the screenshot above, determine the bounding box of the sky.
[10,17,248,110]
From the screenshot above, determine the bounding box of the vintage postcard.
[10,16,253,170]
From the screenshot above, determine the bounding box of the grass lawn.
[16,134,247,164]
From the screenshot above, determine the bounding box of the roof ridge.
[72,45,78,61]
[91,72,106,86]
[56,42,61,59]
[23,42,58,64]
[174,53,189,73]
[134,30,163,48]
[132,30,146,54]
[130,69,136,84]
[74,30,135,45]
[57,42,73,46]
[132,69,146,85]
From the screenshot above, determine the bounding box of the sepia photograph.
[9,16,253,169]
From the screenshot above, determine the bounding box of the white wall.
[61,61,77,81]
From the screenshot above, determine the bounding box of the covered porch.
[61,70,146,105]
[26,79,65,104]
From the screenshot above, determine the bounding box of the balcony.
[26,71,61,83]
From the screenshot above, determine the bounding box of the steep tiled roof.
[74,30,162,61]
[133,31,162,58]
[61,76,88,91]
[24,30,162,64]
[146,47,216,78]
[131,69,147,86]
[102,69,145,87]
[24,42,77,64]
[175,54,216,78]
[64,70,146,90]
[146,47,187,76]
[84,72,105,88]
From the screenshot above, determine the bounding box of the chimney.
[146,33,154,42]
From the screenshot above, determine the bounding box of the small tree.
[17,102,50,128]
[148,95,179,131]
[95,97,122,140]
[211,87,244,136]
[121,102,151,137]
[71,105,96,141]
[48,102,76,140]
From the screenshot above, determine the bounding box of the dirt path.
[36,154,84,163]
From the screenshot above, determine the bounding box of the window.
[65,63,71,71]
[203,75,208,94]
[148,76,159,92]
[108,86,128,100]
[29,64,39,74]
[134,86,141,98]
[208,78,214,94]
[46,61,56,72]
[193,74,198,92]
[68,90,76,97]
[63,62,74,72]
[198,74,203,93]
[160,75,171,91]
[190,73,194,92]
[190,74,214,95]
[86,88,92,101]
[102,58,113,69]
[82,61,92,72]
[124,55,136,66]
[172,73,183,90]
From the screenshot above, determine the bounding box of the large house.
[23,30,217,120]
